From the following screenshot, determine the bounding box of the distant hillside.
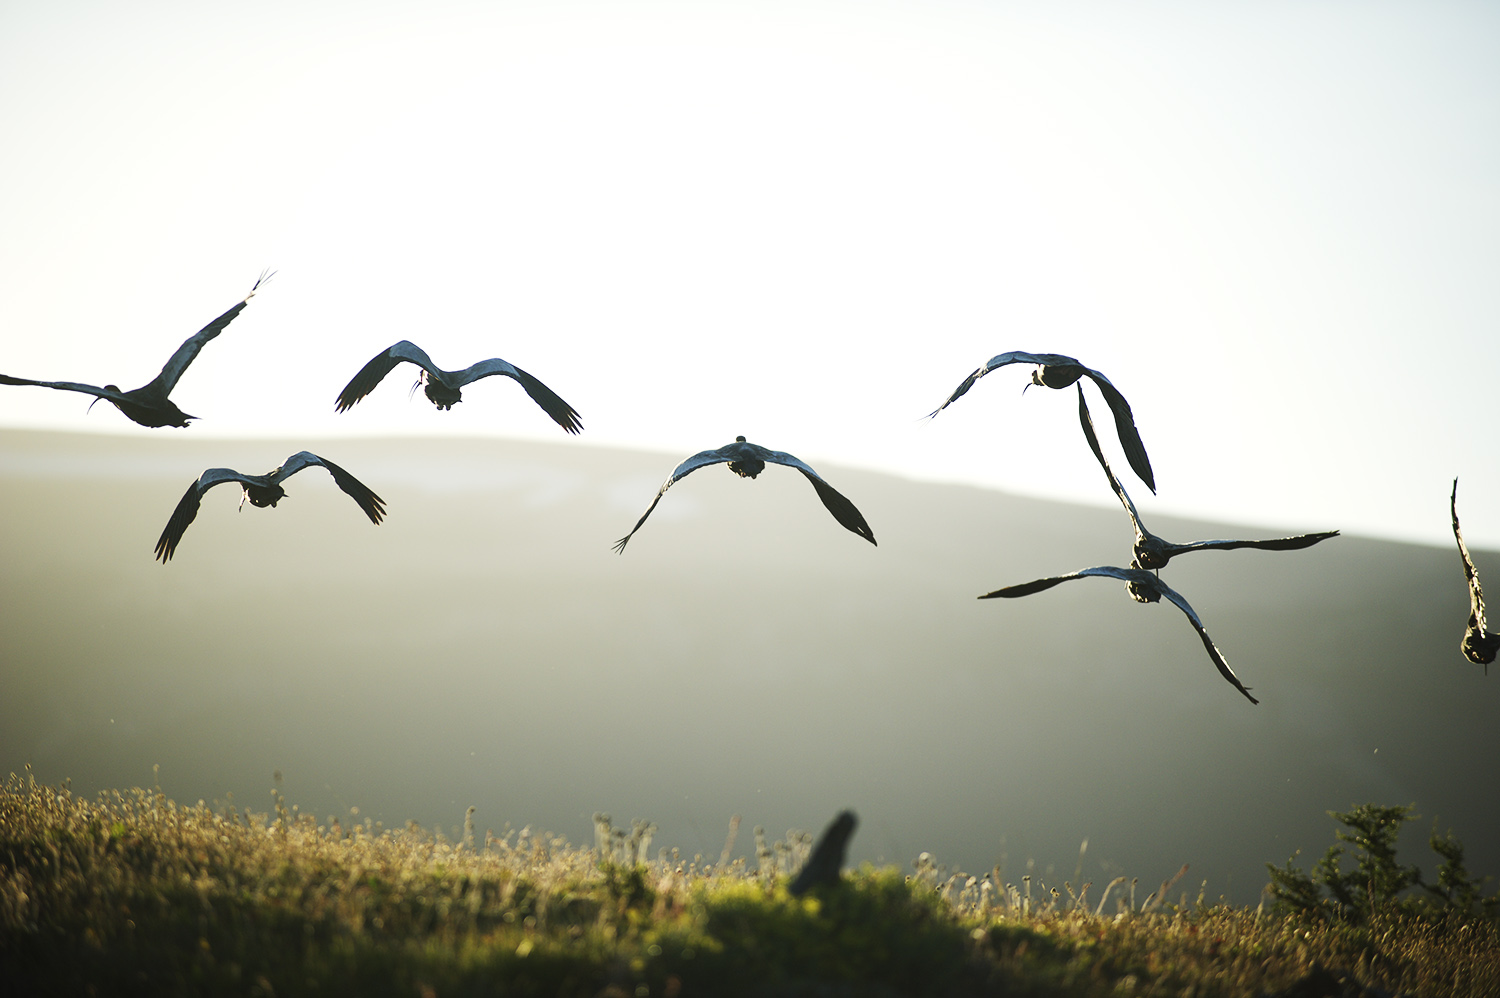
[2,428,1495,903]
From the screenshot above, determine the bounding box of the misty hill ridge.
[2,428,1495,905]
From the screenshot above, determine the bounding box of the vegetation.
[3,770,1497,997]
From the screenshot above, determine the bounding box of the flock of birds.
[4,277,1495,701]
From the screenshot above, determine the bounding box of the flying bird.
[0,271,271,428]
[334,340,582,433]
[1075,386,1337,570]
[1451,478,1498,671]
[613,436,876,552]
[929,350,1156,493]
[979,565,1258,704]
[154,451,387,562]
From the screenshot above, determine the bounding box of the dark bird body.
[980,565,1258,704]
[1075,386,1337,570]
[788,811,858,896]
[335,340,581,433]
[154,451,386,562]
[0,272,270,427]
[930,350,1156,493]
[1451,478,1498,671]
[613,436,876,552]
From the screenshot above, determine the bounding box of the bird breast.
[244,485,285,508]
[1035,365,1084,390]
[422,380,463,410]
[727,458,765,479]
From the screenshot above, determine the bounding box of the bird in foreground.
[154,451,386,562]
[612,436,876,552]
[334,340,582,433]
[1450,478,1498,672]
[0,271,272,428]
[1075,385,1338,570]
[979,565,1258,704]
[929,350,1156,493]
[789,810,858,897]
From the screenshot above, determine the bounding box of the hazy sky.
[3,0,1497,547]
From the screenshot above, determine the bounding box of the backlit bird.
[613,436,876,552]
[334,340,581,433]
[0,271,271,428]
[979,565,1258,704]
[154,451,386,562]
[1075,385,1337,570]
[1450,478,1498,672]
[930,350,1155,493]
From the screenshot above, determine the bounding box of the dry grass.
[3,769,1496,997]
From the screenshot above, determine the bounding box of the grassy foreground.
[2,771,1496,997]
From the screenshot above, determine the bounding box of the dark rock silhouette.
[789,810,858,896]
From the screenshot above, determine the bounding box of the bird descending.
[0,271,271,428]
[979,565,1259,704]
[612,436,876,552]
[929,350,1156,493]
[1450,478,1498,672]
[334,340,582,434]
[154,451,387,562]
[1074,385,1338,570]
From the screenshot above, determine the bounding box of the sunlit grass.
[2,769,1496,997]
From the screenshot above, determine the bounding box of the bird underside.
[239,485,284,509]
[727,458,764,478]
[415,371,463,409]
[1034,365,1085,390]
[1462,624,1499,671]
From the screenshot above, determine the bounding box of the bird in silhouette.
[334,340,581,433]
[930,350,1155,493]
[980,565,1258,704]
[0,271,271,428]
[1450,478,1498,672]
[1074,385,1337,570]
[613,436,876,552]
[154,451,386,562]
[789,810,858,896]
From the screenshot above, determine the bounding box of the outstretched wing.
[1076,385,1148,536]
[273,452,388,525]
[1079,366,1154,494]
[0,376,127,401]
[145,271,271,398]
[927,350,1064,418]
[1171,531,1340,558]
[612,447,736,553]
[448,357,583,434]
[1453,479,1488,632]
[977,571,1090,599]
[979,565,1258,704]
[758,447,877,546]
[1150,577,1258,705]
[153,467,263,562]
[335,340,442,411]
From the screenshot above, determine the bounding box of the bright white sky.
[2,0,1497,548]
